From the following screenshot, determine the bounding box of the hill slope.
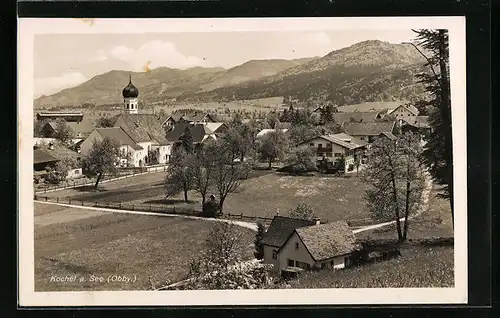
[33,58,317,108]
[178,40,429,105]
[200,57,318,91]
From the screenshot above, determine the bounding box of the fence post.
[81,200,84,206]
[45,196,48,201]
[95,201,98,207]
[56,197,59,203]
[173,206,176,214]
[119,203,122,209]
[240,213,243,220]
[69,197,71,205]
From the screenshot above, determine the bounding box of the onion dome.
[122,74,139,98]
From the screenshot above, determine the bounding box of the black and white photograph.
[18,17,467,306]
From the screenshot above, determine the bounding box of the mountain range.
[34,40,429,109]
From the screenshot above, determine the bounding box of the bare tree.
[362,133,425,241]
[211,139,251,214]
[164,149,194,203]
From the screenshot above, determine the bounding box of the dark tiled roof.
[34,148,59,164]
[403,116,430,128]
[332,111,380,124]
[343,121,396,136]
[260,216,316,248]
[114,114,170,145]
[379,131,397,140]
[96,127,143,150]
[166,123,214,143]
[296,221,359,261]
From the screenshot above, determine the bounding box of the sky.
[34,30,417,98]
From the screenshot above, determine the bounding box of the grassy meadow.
[34,202,256,291]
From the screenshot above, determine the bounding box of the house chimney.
[313,217,321,225]
[276,208,280,216]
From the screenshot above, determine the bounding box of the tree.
[191,143,217,204]
[257,130,288,169]
[362,133,425,241]
[319,103,335,124]
[254,221,266,260]
[183,222,272,290]
[178,127,194,154]
[265,111,279,129]
[411,29,453,225]
[285,146,317,174]
[54,119,74,144]
[289,203,315,220]
[81,137,120,189]
[164,149,194,203]
[211,139,251,214]
[95,116,115,128]
[44,157,76,184]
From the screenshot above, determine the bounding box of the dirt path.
[35,201,258,231]
[353,169,433,234]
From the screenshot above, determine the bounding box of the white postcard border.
[18,17,467,307]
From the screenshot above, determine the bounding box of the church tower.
[122,73,139,114]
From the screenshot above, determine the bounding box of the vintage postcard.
[18,17,467,306]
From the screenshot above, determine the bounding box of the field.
[43,171,372,222]
[282,245,454,288]
[34,202,255,291]
[357,185,454,241]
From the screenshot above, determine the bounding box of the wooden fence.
[34,195,200,216]
[33,195,375,228]
[34,165,168,194]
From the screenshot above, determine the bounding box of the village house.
[298,133,368,172]
[33,143,83,180]
[36,111,84,122]
[80,75,172,167]
[38,120,94,139]
[277,220,359,275]
[376,131,398,142]
[387,104,419,121]
[342,121,397,143]
[331,111,383,124]
[260,216,359,276]
[33,148,59,174]
[165,122,217,151]
[260,216,316,274]
[161,111,218,129]
[80,127,145,167]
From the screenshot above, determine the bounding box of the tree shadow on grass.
[73,185,109,192]
[143,198,198,205]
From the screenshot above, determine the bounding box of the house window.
[287,259,294,267]
[295,242,299,250]
[331,260,334,265]
[325,153,332,157]
[318,144,323,149]
[334,153,342,158]
[272,250,277,260]
[309,143,314,147]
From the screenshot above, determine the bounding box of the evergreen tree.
[412,29,453,223]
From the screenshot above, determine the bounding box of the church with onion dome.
[122,74,140,114]
[80,74,173,167]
